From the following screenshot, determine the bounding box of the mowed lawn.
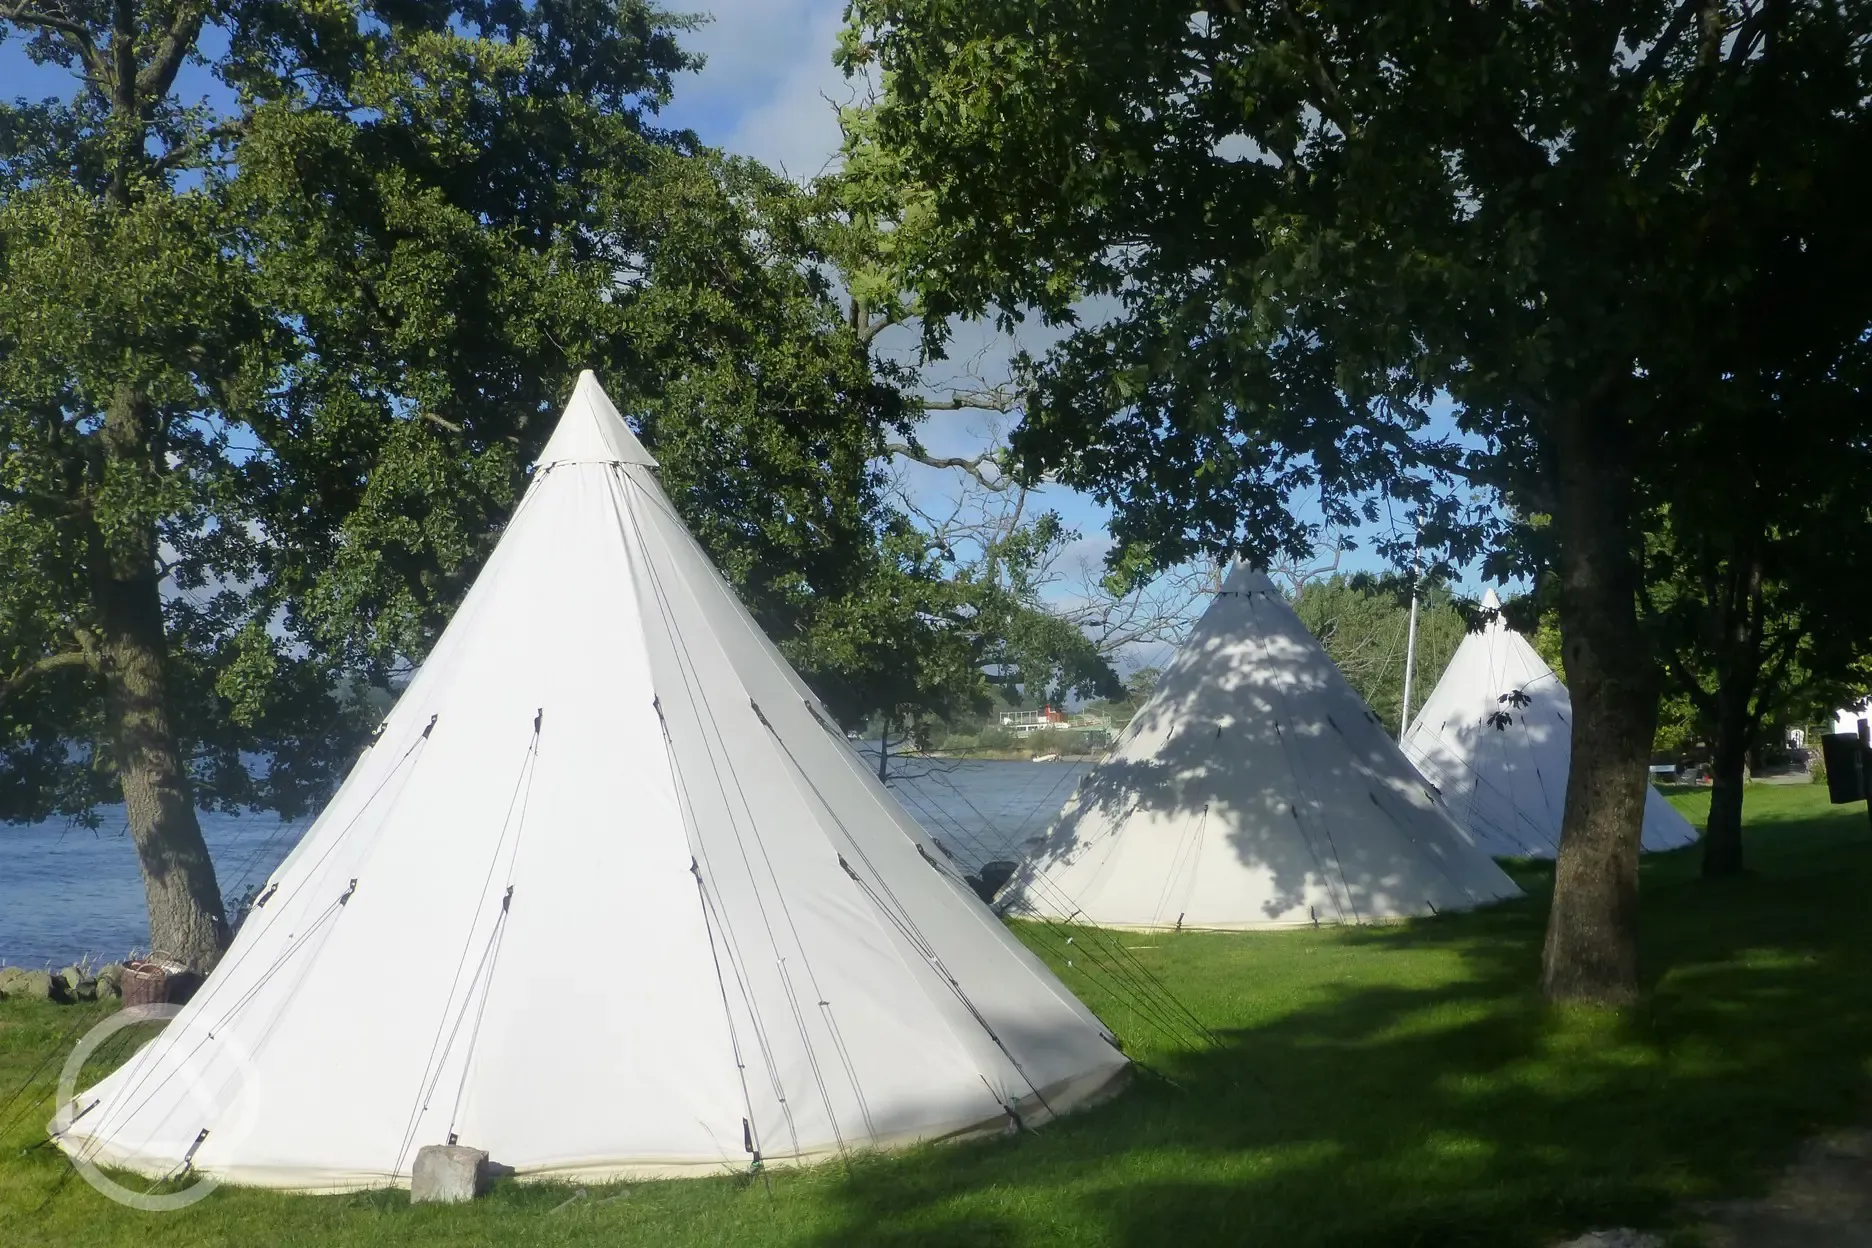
[3,784,1869,1247]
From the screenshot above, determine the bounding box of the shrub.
[976,727,1016,751]
[1055,729,1110,754]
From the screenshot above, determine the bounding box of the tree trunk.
[876,710,892,783]
[1540,403,1658,1007]
[1701,551,1762,878]
[95,386,230,972]
[1702,675,1753,878]
[1703,732,1748,878]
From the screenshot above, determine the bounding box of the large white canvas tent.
[54,373,1127,1192]
[998,566,1521,930]
[1399,590,1699,857]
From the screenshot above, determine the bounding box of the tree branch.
[884,441,1017,490]
[1725,0,1776,69]
[1641,2,1734,176]
[857,310,903,346]
[0,2,108,81]
[110,0,134,115]
[0,1,82,36]
[137,0,207,104]
[1665,645,1720,720]
[915,390,1018,414]
[1,649,97,707]
[1750,626,1805,725]
[1274,0,1357,138]
[0,479,87,516]
[1626,0,1703,94]
[152,116,247,173]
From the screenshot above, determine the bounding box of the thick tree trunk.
[95,386,230,972]
[1540,404,1658,1007]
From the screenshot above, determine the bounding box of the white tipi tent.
[1399,589,1699,857]
[998,566,1522,930]
[54,373,1127,1192]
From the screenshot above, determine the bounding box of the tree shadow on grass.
[811,809,1872,1247]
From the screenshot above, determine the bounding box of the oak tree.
[841,0,1872,1001]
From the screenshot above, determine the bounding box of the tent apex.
[535,370,658,468]
[1219,563,1276,595]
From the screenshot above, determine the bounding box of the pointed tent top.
[1481,587,1502,610]
[1221,562,1276,595]
[535,370,657,468]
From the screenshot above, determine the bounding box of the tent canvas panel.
[623,464,1129,1074]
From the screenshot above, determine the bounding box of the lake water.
[0,758,1091,968]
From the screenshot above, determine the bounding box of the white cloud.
[668,0,854,180]
[720,8,856,180]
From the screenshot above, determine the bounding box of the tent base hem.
[49,1063,1132,1194]
[1002,898,1519,933]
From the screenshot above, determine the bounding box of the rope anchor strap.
[53,1098,100,1136]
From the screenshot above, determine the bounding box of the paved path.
[1693,1132,1872,1247]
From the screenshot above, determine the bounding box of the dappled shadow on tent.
[1009,582,1514,928]
[1409,678,1572,855]
[1401,595,1698,858]
[809,810,1872,1247]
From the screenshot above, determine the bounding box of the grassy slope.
[3,785,1869,1247]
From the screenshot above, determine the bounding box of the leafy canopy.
[838,1,1872,585]
[0,0,989,828]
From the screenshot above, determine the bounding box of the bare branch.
[1054,554,1219,655]
[1266,543,1344,594]
[915,388,1018,414]
[884,441,1018,491]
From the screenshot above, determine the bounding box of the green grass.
[5,784,1870,1246]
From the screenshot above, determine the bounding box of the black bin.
[1820,732,1868,804]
